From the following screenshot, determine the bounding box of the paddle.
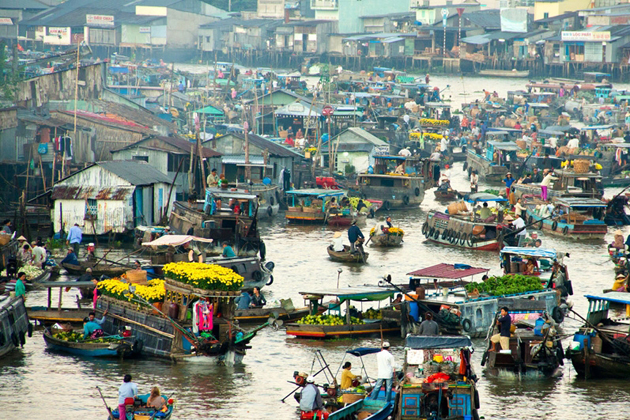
[95,386,114,420]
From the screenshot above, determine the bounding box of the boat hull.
[286,320,399,339]
[43,332,126,357]
[327,245,369,263]
[235,306,311,323]
[568,350,630,379]
[61,262,128,278]
[424,211,502,251]
[466,151,507,183]
[526,209,607,240]
[0,295,30,359]
[370,234,403,247]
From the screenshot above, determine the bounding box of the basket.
[126,270,148,284]
[0,234,10,246]
[574,159,590,174]
[342,393,364,404]
[516,140,527,150]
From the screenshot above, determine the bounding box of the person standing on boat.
[511,213,527,246]
[348,221,365,254]
[418,312,439,336]
[502,173,515,198]
[340,362,362,389]
[14,272,26,298]
[31,241,46,269]
[540,170,558,201]
[371,342,395,403]
[489,307,511,352]
[299,376,323,413]
[66,223,83,256]
[207,168,220,187]
[470,170,479,193]
[514,198,527,220]
[532,167,543,183]
[118,374,139,420]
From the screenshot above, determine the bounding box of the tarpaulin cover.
[142,235,214,247]
[346,347,381,357]
[500,247,557,259]
[405,335,473,350]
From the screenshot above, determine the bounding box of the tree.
[0,41,22,102]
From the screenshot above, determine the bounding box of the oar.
[95,386,115,420]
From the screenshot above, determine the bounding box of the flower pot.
[152,302,163,315]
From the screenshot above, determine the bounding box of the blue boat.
[328,398,394,420]
[110,393,174,420]
[43,328,136,358]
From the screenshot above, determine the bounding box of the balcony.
[311,0,337,10]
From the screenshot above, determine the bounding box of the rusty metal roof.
[407,263,489,279]
[51,185,135,200]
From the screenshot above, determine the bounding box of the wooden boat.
[327,245,369,263]
[524,197,608,240]
[285,189,359,225]
[512,169,603,201]
[110,393,174,420]
[466,139,522,183]
[354,156,436,211]
[566,292,630,379]
[43,328,137,357]
[423,193,509,252]
[285,287,399,339]
[397,335,481,420]
[434,187,459,201]
[61,261,128,277]
[235,299,316,324]
[0,293,31,358]
[481,298,564,379]
[328,399,394,420]
[479,69,530,78]
[369,233,403,247]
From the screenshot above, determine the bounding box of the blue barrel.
[409,302,420,322]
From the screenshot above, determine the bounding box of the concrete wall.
[166,8,216,48]
[533,0,590,21]
[121,24,153,45]
[338,0,410,34]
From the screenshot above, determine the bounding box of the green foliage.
[344,164,355,175]
[0,41,23,102]
[46,238,64,250]
[465,274,543,297]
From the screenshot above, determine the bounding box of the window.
[86,199,97,219]
[543,12,549,19]
[132,155,149,162]
[167,154,185,172]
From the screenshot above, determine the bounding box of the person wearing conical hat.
[331,231,344,252]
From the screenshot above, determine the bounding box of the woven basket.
[126,270,148,284]
[574,159,590,174]
[0,234,10,246]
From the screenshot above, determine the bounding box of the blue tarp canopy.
[487,141,521,151]
[500,247,557,259]
[347,347,381,357]
[465,193,508,203]
[405,335,473,350]
[585,292,630,305]
[285,189,346,198]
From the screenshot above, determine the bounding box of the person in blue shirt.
[66,223,83,256]
[222,242,236,258]
[348,221,365,253]
[502,172,515,197]
[60,248,79,266]
[83,310,107,339]
[236,291,251,309]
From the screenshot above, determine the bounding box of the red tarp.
[407,263,488,279]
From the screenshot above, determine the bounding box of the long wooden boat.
[110,393,174,420]
[479,69,530,78]
[285,189,360,226]
[327,245,369,263]
[354,156,436,211]
[466,140,520,183]
[370,234,403,247]
[286,287,399,339]
[24,269,52,290]
[43,328,137,357]
[61,261,128,277]
[0,294,31,358]
[566,292,630,379]
[512,169,603,201]
[235,303,314,324]
[434,188,459,201]
[524,197,608,240]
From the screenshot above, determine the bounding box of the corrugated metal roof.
[344,127,389,146]
[97,160,172,185]
[51,185,134,200]
[218,133,304,158]
[407,263,489,279]
[462,9,501,30]
[221,155,266,165]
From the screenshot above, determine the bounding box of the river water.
[3,73,630,419]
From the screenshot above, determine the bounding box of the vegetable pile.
[464,274,543,296]
[364,308,382,319]
[296,314,364,325]
[53,330,120,343]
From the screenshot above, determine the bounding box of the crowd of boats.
[3,67,630,419]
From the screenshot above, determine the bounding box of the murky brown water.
[4,71,630,419]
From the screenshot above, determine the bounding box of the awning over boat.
[299,287,395,302]
[285,189,346,198]
[142,235,214,247]
[487,141,521,151]
[405,335,473,350]
[554,197,607,207]
[347,347,381,357]
[407,263,489,279]
[500,247,557,259]
[585,292,630,305]
[580,124,615,131]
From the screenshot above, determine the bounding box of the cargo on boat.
[0,294,30,359]
[524,197,608,240]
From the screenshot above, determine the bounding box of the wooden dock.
[27,281,95,324]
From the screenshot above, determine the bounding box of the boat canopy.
[405,335,473,350]
[500,247,557,260]
[424,102,451,108]
[346,347,381,357]
[285,189,346,198]
[487,127,522,133]
[407,263,489,279]
[299,287,395,302]
[580,124,615,131]
[208,191,259,200]
[142,235,214,247]
[554,197,607,208]
[487,141,521,151]
[600,142,630,148]
[465,193,508,203]
[585,292,630,306]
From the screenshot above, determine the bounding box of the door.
[134,188,144,226]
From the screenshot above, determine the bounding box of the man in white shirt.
[31,242,46,269]
[331,232,345,252]
[511,213,527,246]
[370,342,396,403]
[567,137,580,149]
[118,374,138,420]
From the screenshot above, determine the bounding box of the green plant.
[46,238,64,250]
[344,164,355,175]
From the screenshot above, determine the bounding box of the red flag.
[17,43,24,52]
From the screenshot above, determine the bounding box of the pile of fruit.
[53,330,83,342]
[348,196,373,210]
[1,265,44,280]
[364,308,382,320]
[296,314,364,325]
[464,274,542,296]
[419,118,449,127]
